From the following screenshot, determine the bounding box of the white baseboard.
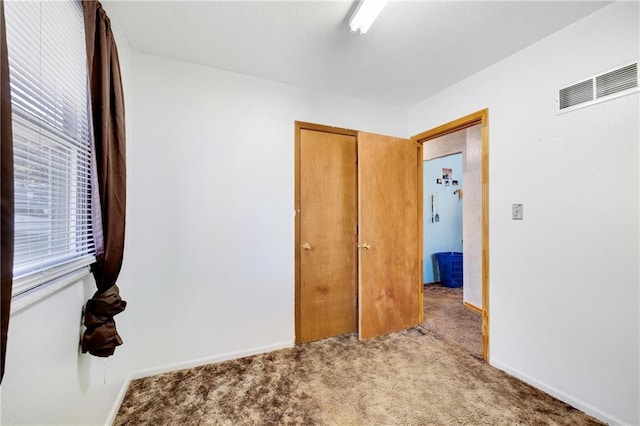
[105,373,132,426]
[130,341,293,380]
[104,341,293,425]
[490,358,627,425]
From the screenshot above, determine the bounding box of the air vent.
[558,60,639,112]
[559,80,593,109]
[596,63,638,98]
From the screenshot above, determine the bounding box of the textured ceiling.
[105,1,610,107]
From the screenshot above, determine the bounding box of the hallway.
[421,284,482,358]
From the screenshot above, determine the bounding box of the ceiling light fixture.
[349,0,389,35]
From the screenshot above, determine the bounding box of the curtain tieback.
[81,284,126,357]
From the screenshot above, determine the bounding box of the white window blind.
[5,0,95,295]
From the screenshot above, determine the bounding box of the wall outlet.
[512,204,523,220]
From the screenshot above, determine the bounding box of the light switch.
[512,204,523,220]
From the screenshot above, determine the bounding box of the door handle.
[358,242,371,250]
[302,243,312,251]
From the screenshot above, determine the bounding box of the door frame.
[294,121,358,344]
[411,108,490,361]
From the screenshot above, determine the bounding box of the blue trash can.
[434,252,463,288]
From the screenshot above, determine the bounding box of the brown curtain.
[0,0,14,383]
[81,0,127,357]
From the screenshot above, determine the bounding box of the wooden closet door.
[357,132,420,339]
[298,128,358,343]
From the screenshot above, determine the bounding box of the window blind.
[5,0,95,295]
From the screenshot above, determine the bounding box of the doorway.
[413,109,490,361]
[422,137,480,357]
[423,152,464,284]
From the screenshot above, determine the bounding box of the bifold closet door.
[357,132,420,340]
[298,129,358,343]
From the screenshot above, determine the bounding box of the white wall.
[1,275,132,425]
[409,2,639,424]
[0,10,136,425]
[127,52,407,372]
[462,125,482,309]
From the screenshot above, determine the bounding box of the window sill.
[10,267,92,315]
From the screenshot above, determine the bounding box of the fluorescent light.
[349,0,388,35]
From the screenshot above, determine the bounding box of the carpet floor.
[422,283,482,358]
[115,293,602,425]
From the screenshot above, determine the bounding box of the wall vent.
[559,79,593,109]
[558,61,639,112]
[596,63,637,98]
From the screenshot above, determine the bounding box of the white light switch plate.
[512,204,523,220]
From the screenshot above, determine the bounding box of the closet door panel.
[298,129,358,342]
[358,132,420,339]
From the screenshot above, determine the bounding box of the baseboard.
[463,301,482,315]
[105,373,132,426]
[130,341,294,380]
[489,358,627,425]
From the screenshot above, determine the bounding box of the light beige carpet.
[115,327,602,425]
[422,283,482,358]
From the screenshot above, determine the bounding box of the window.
[5,0,95,296]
